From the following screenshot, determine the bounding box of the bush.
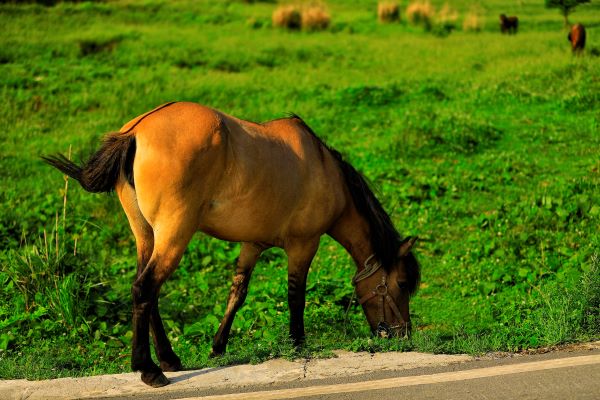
[272,3,330,31]
[463,8,483,32]
[406,1,435,31]
[301,4,331,31]
[272,5,302,30]
[378,2,400,24]
[437,3,458,30]
[581,254,600,333]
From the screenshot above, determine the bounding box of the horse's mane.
[288,114,420,295]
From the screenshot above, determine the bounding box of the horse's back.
[125,102,347,244]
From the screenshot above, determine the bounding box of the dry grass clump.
[437,3,458,28]
[272,5,302,30]
[462,8,483,32]
[378,2,400,23]
[406,1,435,30]
[273,3,330,31]
[301,4,330,31]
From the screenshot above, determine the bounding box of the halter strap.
[352,254,406,328]
[352,254,382,286]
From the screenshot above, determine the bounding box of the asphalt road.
[101,348,600,400]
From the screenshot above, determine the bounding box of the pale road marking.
[180,354,600,400]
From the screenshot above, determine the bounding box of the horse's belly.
[197,208,286,243]
[197,199,334,245]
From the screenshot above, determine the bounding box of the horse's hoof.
[141,370,170,388]
[291,336,305,348]
[160,358,183,372]
[209,349,224,358]
[210,345,226,358]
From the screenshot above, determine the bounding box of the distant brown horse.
[43,102,420,387]
[500,14,518,34]
[568,23,586,54]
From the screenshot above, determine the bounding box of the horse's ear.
[398,236,418,257]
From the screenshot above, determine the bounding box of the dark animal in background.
[568,23,586,54]
[499,14,519,34]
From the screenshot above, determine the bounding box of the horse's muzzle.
[376,321,412,339]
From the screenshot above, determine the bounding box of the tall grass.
[3,159,96,341]
[530,254,600,346]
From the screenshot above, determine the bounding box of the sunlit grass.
[1,0,599,380]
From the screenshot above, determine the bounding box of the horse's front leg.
[211,242,266,356]
[285,239,319,347]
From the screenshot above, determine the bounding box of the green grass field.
[1,0,599,379]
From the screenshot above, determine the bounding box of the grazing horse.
[499,14,518,34]
[568,23,586,55]
[43,102,420,387]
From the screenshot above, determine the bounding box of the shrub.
[406,1,435,31]
[302,4,331,31]
[272,5,302,30]
[462,8,483,32]
[78,38,120,57]
[378,2,400,23]
[437,3,458,29]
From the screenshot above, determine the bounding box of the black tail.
[42,132,136,193]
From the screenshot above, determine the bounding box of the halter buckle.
[374,283,388,295]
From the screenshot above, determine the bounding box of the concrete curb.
[0,351,473,400]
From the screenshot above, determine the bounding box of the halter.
[352,254,407,337]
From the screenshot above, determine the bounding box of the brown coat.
[43,102,420,387]
[568,24,586,54]
[500,14,518,34]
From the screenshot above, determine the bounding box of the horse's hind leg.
[211,242,266,356]
[285,239,320,346]
[130,212,195,387]
[117,184,187,384]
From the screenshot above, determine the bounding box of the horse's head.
[499,14,507,22]
[353,237,419,338]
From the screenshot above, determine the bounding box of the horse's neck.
[328,205,374,271]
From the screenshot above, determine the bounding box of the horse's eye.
[398,282,408,290]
